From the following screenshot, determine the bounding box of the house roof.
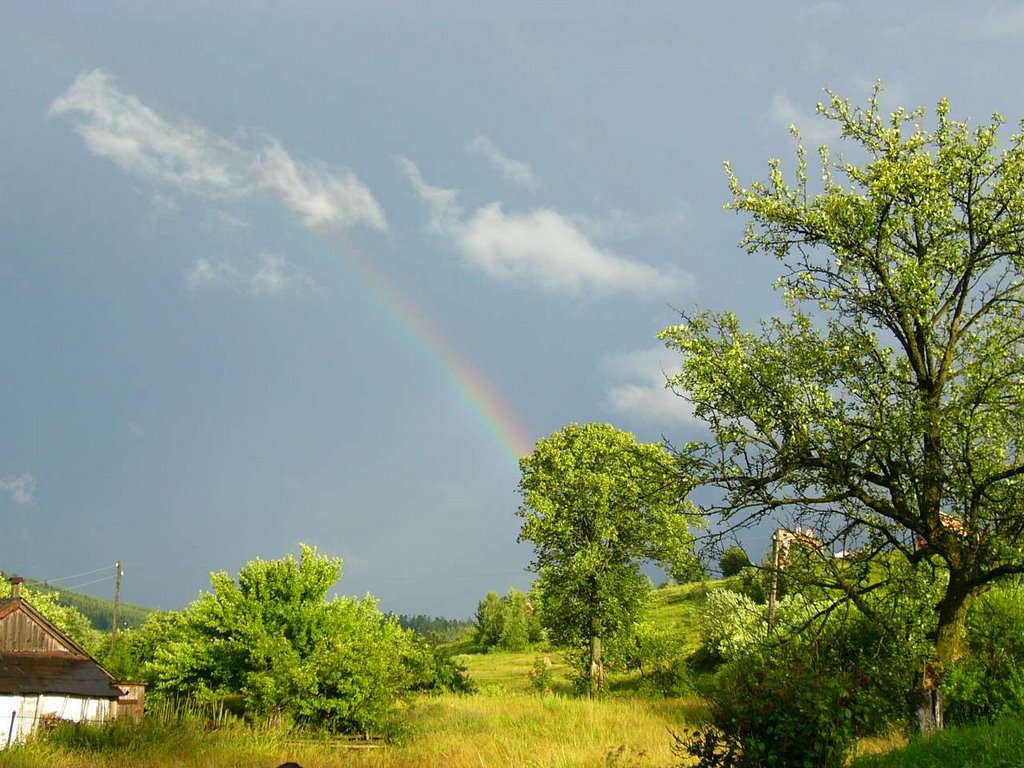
[0,653,124,698]
[0,597,92,657]
[0,596,124,699]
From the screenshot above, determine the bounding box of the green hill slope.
[23,578,153,631]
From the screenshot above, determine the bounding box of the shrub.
[528,656,555,694]
[698,589,767,662]
[678,651,867,768]
[473,588,541,652]
[719,546,751,578]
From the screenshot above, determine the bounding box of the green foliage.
[473,588,542,652]
[517,422,699,692]
[626,622,695,697]
[396,613,473,644]
[718,546,750,578]
[405,641,477,695]
[143,545,416,735]
[528,655,555,694]
[661,84,1024,667]
[680,649,868,768]
[942,583,1024,725]
[698,589,768,662]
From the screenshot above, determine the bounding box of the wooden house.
[0,577,124,747]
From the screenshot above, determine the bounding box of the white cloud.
[400,158,691,300]
[602,348,696,425]
[187,253,316,298]
[0,474,37,507]
[50,69,386,234]
[466,136,542,190]
[769,92,841,146]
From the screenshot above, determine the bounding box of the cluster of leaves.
[109,546,464,736]
[473,588,543,652]
[682,542,943,765]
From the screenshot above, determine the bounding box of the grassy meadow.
[5,579,1022,767]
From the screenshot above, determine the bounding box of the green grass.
[850,718,1024,768]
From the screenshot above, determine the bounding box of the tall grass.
[3,691,707,768]
[850,717,1024,768]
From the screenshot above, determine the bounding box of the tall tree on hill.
[661,86,1024,682]
[517,422,698,696]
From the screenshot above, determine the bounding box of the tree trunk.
[935,588,974,669]
[589,635,603,699]
[912,584,976,734]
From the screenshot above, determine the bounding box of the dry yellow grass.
[3,692,708,768]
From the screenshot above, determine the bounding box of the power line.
[45,564,116,584]
[61,574,115,590]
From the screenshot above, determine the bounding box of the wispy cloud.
[187,253,316,298]
[0,474,37,507]
[50,69,386,234]
[466,136,542,190]
[399,158,690,300]
[769,91,841,145]
[571,206,689,243]
[602,348,695,425]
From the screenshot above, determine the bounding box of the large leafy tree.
[517,422,698,695]
[145,545,415,734]
[661,86,1024,672]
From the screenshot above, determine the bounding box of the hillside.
[22,578,153,631]
[451,579,715,695]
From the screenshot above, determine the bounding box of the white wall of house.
[1,694,112,748]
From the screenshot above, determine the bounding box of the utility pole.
[111,560,123,654]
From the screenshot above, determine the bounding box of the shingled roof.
[0,654,124,698]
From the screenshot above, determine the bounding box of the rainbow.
[11,17,538,465]
[328,243,535,467]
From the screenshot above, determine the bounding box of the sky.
[3,1,1024,619]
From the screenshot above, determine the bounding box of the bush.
[473,588,541,652]
[528,656,555,694]
[678,651,866,768]
[698,589,768,662]
[680,603,925,768]
[719,546,751,578]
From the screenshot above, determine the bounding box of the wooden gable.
[0,598,85,656]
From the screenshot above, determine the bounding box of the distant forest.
[394,613,473,643]
[24,579,152,632]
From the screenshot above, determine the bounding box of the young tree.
[661,86,1024,677]
[146,545,415,734]
[517,422,698,696]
